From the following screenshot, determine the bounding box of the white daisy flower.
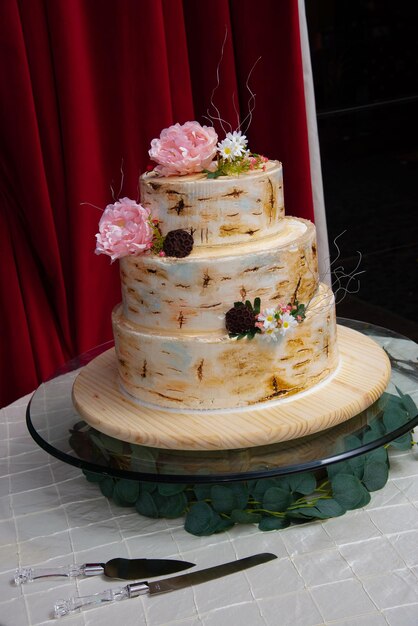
[279,312,298,335]
[257,308,278,331]
[217,137,235,161]
[226,130,248,157]
[217,130,248,161]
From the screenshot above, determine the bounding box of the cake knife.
[14,557,195,585]
[54,552,277,617]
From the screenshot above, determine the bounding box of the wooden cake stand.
[72,325,391,451]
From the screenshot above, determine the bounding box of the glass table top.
[26,319,418,484]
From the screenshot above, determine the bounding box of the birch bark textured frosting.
[112,154,339,410]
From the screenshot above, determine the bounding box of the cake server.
[14,557,195,585]
[54,552,277,617]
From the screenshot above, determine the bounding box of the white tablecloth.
[2,389,418,626]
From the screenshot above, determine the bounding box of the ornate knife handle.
[54,582,150,617]
[14,563,105,585]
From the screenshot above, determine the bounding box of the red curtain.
[0,0,313,407]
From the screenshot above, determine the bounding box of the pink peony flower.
[95,197,153,262]
[149,121,218,176]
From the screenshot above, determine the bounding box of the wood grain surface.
[72,325,391,450]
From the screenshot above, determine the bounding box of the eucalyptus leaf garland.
[77,390,418,536]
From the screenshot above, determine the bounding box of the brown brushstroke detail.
[134,278,143,283]
[175,284,190,289]
[152,311,160,315]
[197,196,211,201]
[197,359,204,381]
[240,286,247,299]
[161,282,166,286]
[202,271,212,288]
[245,228,260,236]
[177,311,185,328]
[164,299,174,304]
[148,182,161,190]
[162,350,170,355]
[167,366,182,373]
[223,188,244,198]
[251,211,263,215]
[199,302,222,309]
[271,293,284,301]
[221,276,232,281]
[244,266,260,272]
[153,391,183,402]
[226,212,239,217]
[293,359,310,370]
[219,225,239,234]
[267,178,274,222]
[128,306,139,314]
[200,228,209,243]
[266,266,285,272]
[166,189,181,195]
[312,243,317,258]
[118,358,126,367]
[291,276,302,304]
[169,198,185,215]
[147,268,157,274]
[141,360,147,378]
[127,287,135,294]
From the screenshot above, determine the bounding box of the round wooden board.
[72,325,391,451]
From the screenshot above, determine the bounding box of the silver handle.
[15,564,88,585]
[54,582,149,617]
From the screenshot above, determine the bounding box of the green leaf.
[230,509,262,524]
[135,492,159,518]
[362,460,389,491]
[278,472,317,495]
[157,493,188,518]
[258,516,290,531]
[254,297,261,315]
[314,498,346,517]
[211,485,236,514]
[210,483,249,514]
[157,483,187,496]
[193,484,212,501]
[291,500,346,519]
[114,479,140,503]
[82,470,104,483]
[383,398,409,430]
[390,432,413,450]
[396,387,418,416]
[184,502,223,536]
[250,478,280,501]
[262,487,293,512]
[99,477,115,498]
[130,446,157,472]
[347,455,366,480]
[364,447,388,464]
[327,460,352,479]
[331,473,370,510]
[141,481,158,493]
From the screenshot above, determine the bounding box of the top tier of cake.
[140,160,284,247]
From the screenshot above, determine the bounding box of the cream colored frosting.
[140,160,284,247]
[120,218,318,332]
[112,160,339,412]
[113,283,338,410]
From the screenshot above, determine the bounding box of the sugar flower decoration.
[149,121,218,176]
[95,198,153,262]
[255,303,305,341]
[217,130,248,161]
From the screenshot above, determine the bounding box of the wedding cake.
[96,121,338,412]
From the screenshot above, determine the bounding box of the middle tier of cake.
[120,217,318,333]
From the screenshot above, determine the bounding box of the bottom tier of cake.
[112,283,338,410]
